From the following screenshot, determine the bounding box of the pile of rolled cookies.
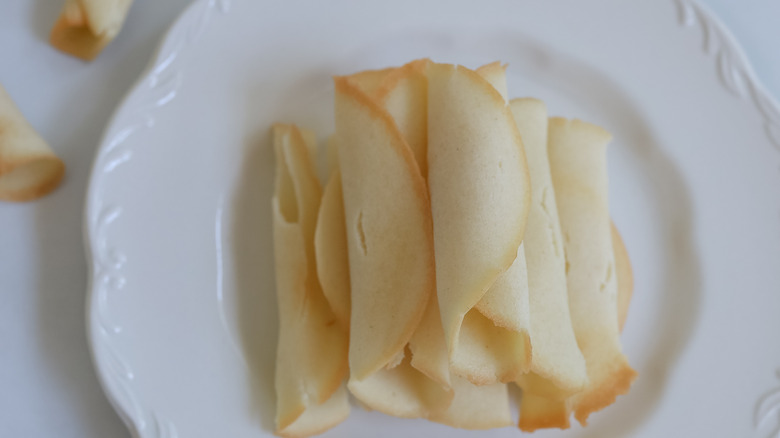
[271,59,637,438]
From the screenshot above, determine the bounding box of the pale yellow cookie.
[50,0,133,60]
[0,85,65,201]
[613,222,633,331]
[509,99,587,410]
[334,77,435,382]
[548,117,637,425]
[427,62,531,385]
[314,170,351,328]
[272,125,349,435]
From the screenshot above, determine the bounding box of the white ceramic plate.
[84,0,780,437]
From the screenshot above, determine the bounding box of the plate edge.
[674,0,780,152]
[83,1,232,437]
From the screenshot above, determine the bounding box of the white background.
[0,1,777,436]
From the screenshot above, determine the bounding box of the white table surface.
[0,1,778,436]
